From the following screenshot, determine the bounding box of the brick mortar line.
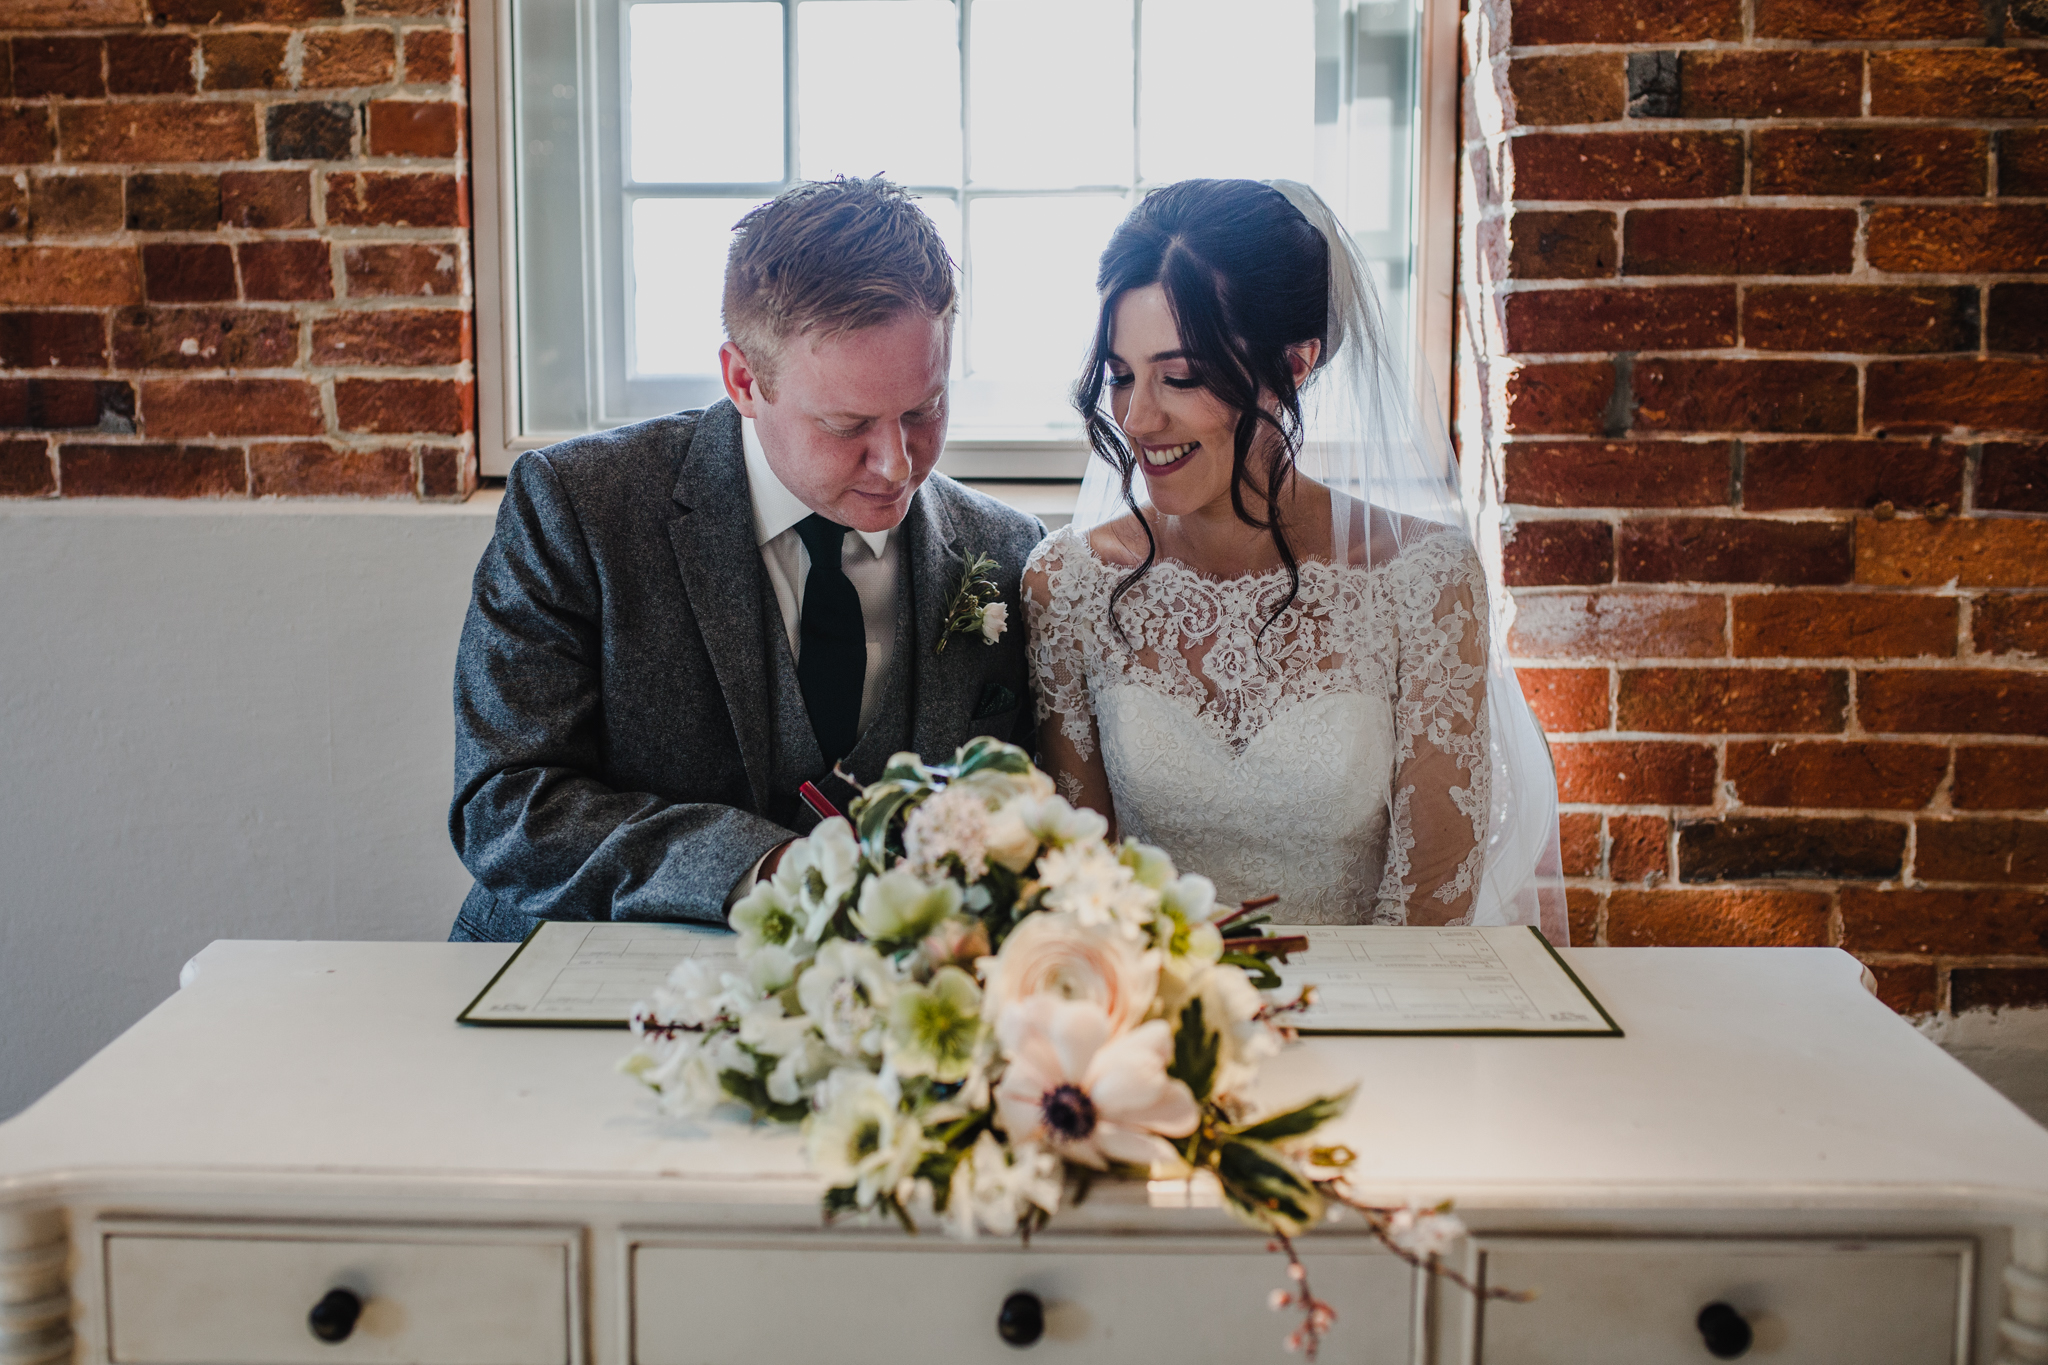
[0,22,462,38]
[0,298,470,306]
[1490,276,2048,289]
[1499,119,2048,132]
[1498,348,2039,361]
[1503,506,2040,519]
[1496,434,2044,442]
[1496,39,2048,56]
[1486,198,2048,211]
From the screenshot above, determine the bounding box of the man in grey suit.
[449,178,1044,942]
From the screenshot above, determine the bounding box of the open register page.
[1269,925,1619,1036]
[459,922,736,1026]
[460,922,1616,1036]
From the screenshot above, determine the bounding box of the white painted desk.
[2,942,2045,1364]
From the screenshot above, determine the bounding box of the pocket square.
[972,682,1019,719]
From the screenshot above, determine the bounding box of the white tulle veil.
[1072,179,1568,941]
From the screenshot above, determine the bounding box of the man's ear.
[719,341,768,416]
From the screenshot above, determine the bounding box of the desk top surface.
[3,940,2045,1213]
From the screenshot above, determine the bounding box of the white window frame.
[469,0,1459,482]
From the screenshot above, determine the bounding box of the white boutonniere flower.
[936,552,1006,654]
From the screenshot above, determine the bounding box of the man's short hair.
[721,177,957,394]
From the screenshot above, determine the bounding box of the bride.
[1023,179,1565,936]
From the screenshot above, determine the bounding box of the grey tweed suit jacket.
[448,400,1044,943]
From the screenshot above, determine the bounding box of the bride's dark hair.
[1073,178,1331,632]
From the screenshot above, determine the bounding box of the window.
[471,0,1456,480]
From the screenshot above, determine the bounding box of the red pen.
[798,781,843,821]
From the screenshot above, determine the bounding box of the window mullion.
[958,0,974,382]
[1130,0,1142,194]
[782,0,799,189]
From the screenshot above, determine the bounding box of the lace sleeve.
[1373,531,1491,925]
[1023,529,1114,819]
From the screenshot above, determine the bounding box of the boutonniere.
[935,551,1006,654]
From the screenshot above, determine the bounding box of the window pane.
[1139,0,1314,185]
[630,197,765,376]
[967,195,1129,379]
[969,0,1132,188]
[799,2,960,185]
[629,4,784,184]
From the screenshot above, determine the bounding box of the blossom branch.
[1266,1233,1337,1359]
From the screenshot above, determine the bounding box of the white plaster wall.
[0,498,499,1120]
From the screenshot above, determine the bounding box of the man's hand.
[759,839,795,881]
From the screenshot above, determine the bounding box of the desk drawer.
[106,1229,572,1365]
[1475,1237,1969,1364]
[633,1235,1412,1364]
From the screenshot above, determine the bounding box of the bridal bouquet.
[622,739,1506,1356]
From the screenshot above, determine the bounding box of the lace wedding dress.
[1024,521,1491,926]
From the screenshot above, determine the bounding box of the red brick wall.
[1461,0,2048,1011]
[0,0,474,500]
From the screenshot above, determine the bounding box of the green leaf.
[1219,950,1283,990]
[854,786,920,863]
[717,1068,809,1125]
[821,1185,861,1220]
[1229,1086,1357,1144]
[1168,997,1220,1102]
[1214,1137,1325,1236]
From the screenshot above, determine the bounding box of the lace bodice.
[1023,523,1491,924]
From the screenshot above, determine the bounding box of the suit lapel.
[668,401,774,811]
[907,483,974,763]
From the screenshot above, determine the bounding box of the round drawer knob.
[1696,1301,1752,1359]
[308,1289,363,1344]
[996,1291,1044,1348]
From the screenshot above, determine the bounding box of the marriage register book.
[460,922,1618,1036]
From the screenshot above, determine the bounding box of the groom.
[448,178,1043,942]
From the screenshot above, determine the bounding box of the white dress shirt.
[740,417,900,744]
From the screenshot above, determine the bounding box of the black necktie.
[793,513,866,767]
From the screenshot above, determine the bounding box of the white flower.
[730,880,816,960]
[804,1068,928,1211]
[1012,793,1109,850]
[770,817,863,938]
[763,1032,843,1106]
[1383,1206,1465,1259]
[980,910,1157,1035]
[1119,840,1177,890]
[954,764,1055,807]
[1036,842,1158,938]
[1159,871,1220,924]
[795,939,900,1057]
[886,965,987,1082]
[946,1132,1062,1239]
[620,1028,750,1118]
[736,996,813,1058]
[903,787,993,882]
[993,996,1198,1171]
[979,600,1009,643]
[980,808,1041,873]
[850,867,963,946]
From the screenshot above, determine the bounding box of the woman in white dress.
[1024,179,1565,936]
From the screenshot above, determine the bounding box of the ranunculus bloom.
[980,910,1157,1035]
[979,601,1008,643]
[993,996,1197,1170]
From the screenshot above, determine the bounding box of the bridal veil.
[1071,180,1569,942]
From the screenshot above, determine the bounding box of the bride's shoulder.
[1337,501,1477,578]
[1024,522,1112,604]
[1025,517,1148,579]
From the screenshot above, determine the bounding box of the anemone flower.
[993,996,1198,1171]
